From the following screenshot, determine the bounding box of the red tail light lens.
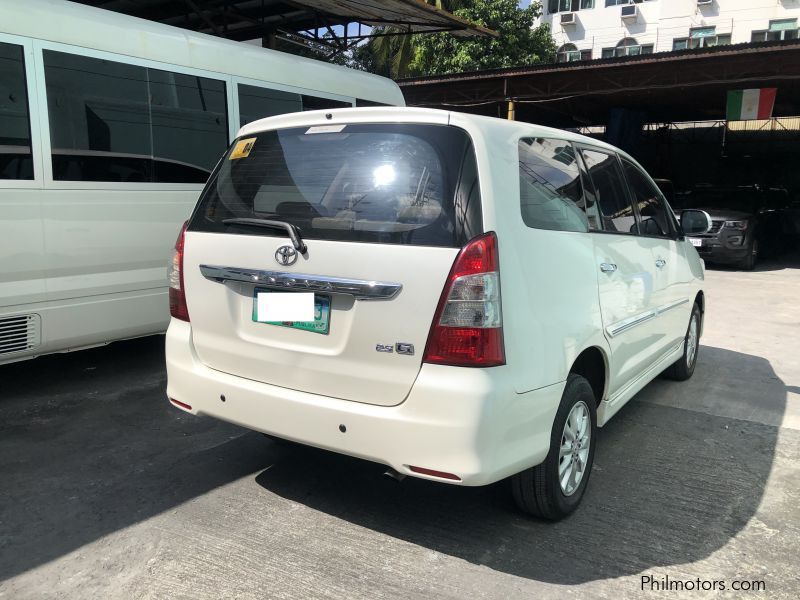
[168,221,190,322]
[423,232,505,367]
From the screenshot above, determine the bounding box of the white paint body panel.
[166,108,706,485]
[0,0,403,364]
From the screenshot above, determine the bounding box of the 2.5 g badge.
[376,343,414,355]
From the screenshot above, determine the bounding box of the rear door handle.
[655,259,666,269]
[600,262,617,273]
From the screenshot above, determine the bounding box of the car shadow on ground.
[0,336,277,581]
[0,341,787,587]
[254,345,787,585]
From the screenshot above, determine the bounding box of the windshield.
[189,123,482,248]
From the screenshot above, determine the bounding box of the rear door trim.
[199,265,402,300]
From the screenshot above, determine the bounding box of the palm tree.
[369,0,464,78]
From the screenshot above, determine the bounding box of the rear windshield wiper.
[222,218,307,254]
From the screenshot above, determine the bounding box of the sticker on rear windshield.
[229,137,256,160]
[305,124,346,134]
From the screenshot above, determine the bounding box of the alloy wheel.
[686,313,699,368]
[559,400,591,496]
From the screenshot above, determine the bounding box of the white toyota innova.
[166,108,712,520]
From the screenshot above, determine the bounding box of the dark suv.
[676,185,787,270]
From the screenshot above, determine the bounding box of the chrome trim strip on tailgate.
[199,265,402,300]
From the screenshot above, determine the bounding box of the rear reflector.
[169,398,192,411]
[423,232,505,367]
[409,466,462,481]
[168,221,190,322]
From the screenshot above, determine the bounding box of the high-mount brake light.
[422,232,505,367]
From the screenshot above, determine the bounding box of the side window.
[43,50,228,183]
[454,139,483,241]
[238,84,301,127]
[518,138,589,233]
[580,148,637,234]
[355,99,389,107]
[147,68,228,183]
[0,42,33,180]
[301,95,351,111]
[621,159,673,237]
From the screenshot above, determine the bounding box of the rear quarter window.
[189,124,482,247]
[518,138,590,233]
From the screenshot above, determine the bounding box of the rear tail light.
[168,221,190,322]
[423,232,505,367]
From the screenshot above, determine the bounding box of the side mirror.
[680,209,712,235]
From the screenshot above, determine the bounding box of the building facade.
[538,0,800,63]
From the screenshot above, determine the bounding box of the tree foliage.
[409,0,555,77]
[347,0,555,78]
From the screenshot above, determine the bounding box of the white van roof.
[1,0,405,106]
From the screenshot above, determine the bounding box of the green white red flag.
[726,88,777,121]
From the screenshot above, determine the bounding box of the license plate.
[252,289,330,334]
[689,238,703,247]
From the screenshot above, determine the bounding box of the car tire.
[511,374,597,521]
[739,240,758,270]
[663,302,702,381]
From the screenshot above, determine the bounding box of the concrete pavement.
[1,257,798,599]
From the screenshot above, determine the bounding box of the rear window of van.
[189,124,482,248]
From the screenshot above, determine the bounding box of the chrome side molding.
[606,311,655,338]
[199,265,402,300]
[605,297,690,338]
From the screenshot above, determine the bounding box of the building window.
[601,38,654,58]
[548,0,594,13]
[0,42,33,180]
[557,44,592,62]
[43,50,228,183]
[673,27,731,50]
[752,19,799,42]
[605,0,651,6]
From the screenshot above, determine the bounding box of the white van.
[0,0,402,364]
[165,108,712,519]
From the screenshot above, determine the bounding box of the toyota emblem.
[275,245,298,266]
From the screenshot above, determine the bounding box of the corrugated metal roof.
[398,38,800,85]
[288,0,497,37]
[71,0,496,41]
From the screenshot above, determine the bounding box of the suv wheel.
[739,240,758,271]
[663,302,701,381]
[511,374,597,520]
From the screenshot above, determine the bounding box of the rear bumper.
[165,319,563,486]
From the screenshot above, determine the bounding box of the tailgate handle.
[199,265,402,300]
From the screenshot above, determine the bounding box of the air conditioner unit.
[621,5,638,20]
[561,12,577,26]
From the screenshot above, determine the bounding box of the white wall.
[537,0,800,59]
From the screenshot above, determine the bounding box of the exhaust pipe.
[383,467,406,482]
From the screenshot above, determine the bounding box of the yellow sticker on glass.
[230,137,256,160]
